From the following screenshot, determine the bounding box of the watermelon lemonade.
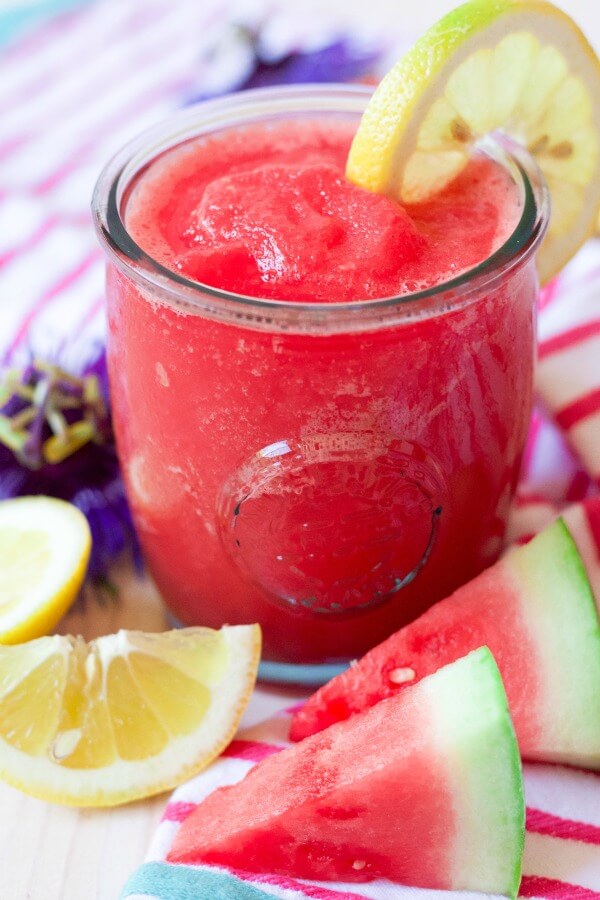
[93,86,548,680]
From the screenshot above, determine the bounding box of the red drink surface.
[127,122,518,301]
[107,116,537,666]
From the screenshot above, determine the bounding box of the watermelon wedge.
[291,519,600,768]
[169,648,524,897]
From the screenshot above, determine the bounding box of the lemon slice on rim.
[0,496,91,644]
[347,0,600,283]
[0,624,261,806]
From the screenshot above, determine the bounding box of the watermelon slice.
[169,648,524,897]
[291,519,600,769]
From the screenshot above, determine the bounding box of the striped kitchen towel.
[120,556,600,900]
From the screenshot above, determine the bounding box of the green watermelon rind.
[424,647,524,899]
[508,518,600,767]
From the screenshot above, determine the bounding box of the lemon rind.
[0,624,261,806]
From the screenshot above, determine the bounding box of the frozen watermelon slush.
[126,122,519,302]
[95,87,547,679]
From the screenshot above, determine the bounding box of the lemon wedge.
[347,0,600,283]
[0,496,91,644]
[0,624,261,806]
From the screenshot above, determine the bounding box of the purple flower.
[241,40,379,90]
[186,24,380,104]
[0,348,140,582]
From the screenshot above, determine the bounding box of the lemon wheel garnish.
[0,496,91,644]
[347,0,600,283]
[0,624,261,806]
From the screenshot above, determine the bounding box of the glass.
[93,85,549,684]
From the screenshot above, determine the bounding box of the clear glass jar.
[93,85,549,684]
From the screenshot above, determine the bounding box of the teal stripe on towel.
[121,861,277,900]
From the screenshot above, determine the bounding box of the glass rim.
[92,83,550,335]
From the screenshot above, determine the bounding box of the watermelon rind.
[507,518,600,768]
[424,647,524,899]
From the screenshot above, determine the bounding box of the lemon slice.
[0,496,91,644]
[0,624,261,806]
[347,0,600,283]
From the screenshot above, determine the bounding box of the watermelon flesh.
[291,519,600,769]
[169,648,524,897]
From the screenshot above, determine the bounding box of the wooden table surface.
[0,562,304,900]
